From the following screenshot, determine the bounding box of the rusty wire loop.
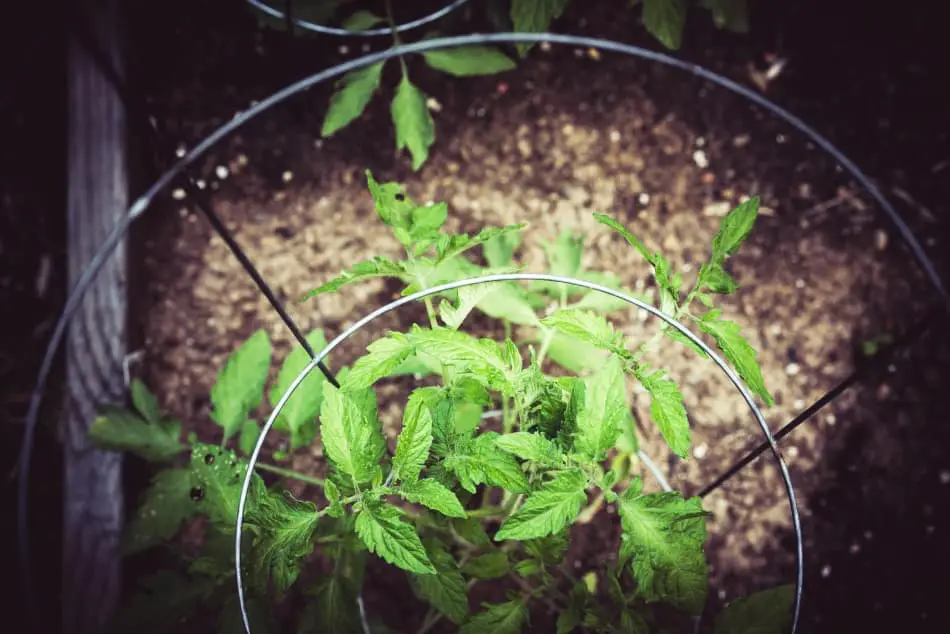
[246,0,471,36]
[19,30,950,634]
[238,273,804,634]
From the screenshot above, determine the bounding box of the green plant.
[91,172,793,633]
[249,0,752,171]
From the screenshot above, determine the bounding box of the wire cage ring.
[237,273,805,634]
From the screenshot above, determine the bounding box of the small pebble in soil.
[196,179,206,190]
[172,188,186,200]
[426,97,442,112]
[733,134,750,147]
[587,48,601,61]
[361,43,371,53]
[793,399,805,410]
[776,134,787,144]
[785,362,801,376]
[795,278,805,289]
[693,443,708,459]
[820,564,832,578]
[849,542,861,554]
[609,129,621,143]
[540,41,551,52]
[573,48,584,57]
[282,170,293,183]
[695,136,706,147]
[175,143,186,158]
[864,530,873,540]
[826,413,837,425]
[637,192,650,206]
[939,469,950,484]
[338,45,349,55]
[692,149,709,168]
[718,589,727,600]
[215,165,229,180]
[875,229,888,251]
[785,445,799,459]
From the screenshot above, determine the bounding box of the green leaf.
[494,432,561,466]
[495,468,588,541]
[543,230,584,277]
[453,517,492,546]
[697,261,739,294]
[342,10,383,31]
[210,329,271,442]
[483,231,521,268]
[122,468,197,554]
[711,197,760,259]
[616,478,709,614]
[643,0,687,49]
[343,332,414,391]
[245,491,319,593]
[408,326,512,391]
[391,74,435,171]
[440,284,499,330]
[299,576,363,634]
[322,62,384,137]
[130,379,161,423]
[462,551,509,580]
[541,310,630,360]
[593,212,655,264]
[444,433,531,494]
[572,356,629,459]
[189,444,260,526]
[355,500,436,574]
[637,368,690,458]
[394,399,434,483]
[435,225,527,264]
[413,540,469,624]
[556,582,589,634]
[663,325,708,357]
[423,46,517,76]
[319,384,386,485]
[88,405,182,462]
[410,202,450,242]
[365,170,416,229]
[619,609,650,634]
[269,329,329,449]
[399,478,467,518]
[545,332,610,373]
[703,0,750,33]
[510,0,570,56]
[301,257,407,301]
[239,419,261,456]
[460,599,528,634]
[713,584,795,634]
[698,313,774,405]
[476,283,540,326]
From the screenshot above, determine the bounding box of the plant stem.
[384,0,409,76]
[254,463,325,488]
[536,326,555,367]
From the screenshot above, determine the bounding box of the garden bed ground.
[5,0,950,632]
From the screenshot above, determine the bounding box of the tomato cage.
[23,1,950,634]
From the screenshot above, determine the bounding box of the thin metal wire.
[246,0,471,37]
[20,31,947,630]
[236,273,804,634]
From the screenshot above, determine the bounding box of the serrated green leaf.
[409,326,512,391]
[643,0,687,49]
[573,356,629,459]
[411,202,449,241]
[435,224,527,263]
[440,284,498,330]
[365,170,417,228]
[299,575,363,634]
[343,333,414,391]
[711,197,760,259]
[189,444,260,526]
[663,325,708,357]
[616,478,709,614]
[495,468,588,541]
[541,309,630,360]
[510,0,570,56]
[483,231,521,268]
[394,400,433,483]
[399,478,467,518]
[713,584,794,634]
[462,550,510,580]
[453,432,531,493]
[322,62,384,137]
[476,283,540,326]
[453,517,491,545]
[245,490,319,593]
[391,74,435,171]
[269,329,328,449]
[239,419,261,455]
[594,212,655,264]
[130,379,161,423]
[210,329,271,442]
[703,0,750,33]
[545,331,610,373]
[543,230,584,277]
[698,314,773,405]
[423,46,517,76]
[513,559,542,578]
[301,256,407,301]
[342,9,383,31]
[320,384,386,485]
[122,468,197,554]
[88,405,182,462]
[413,540,469,624]
[494,432,561,466]
[355,500,436,574]
[637,368,690,458]
[698,261,739,294]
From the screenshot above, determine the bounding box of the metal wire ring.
[245,0,471,37]
[21,32,947,631]
[236,273,804,634]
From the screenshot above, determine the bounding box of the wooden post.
[64,0,128,631]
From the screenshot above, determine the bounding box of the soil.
[5,0,950,633]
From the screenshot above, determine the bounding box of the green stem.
[385,0,409,76]
[536,326,555,367]
[254,463,325,488]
